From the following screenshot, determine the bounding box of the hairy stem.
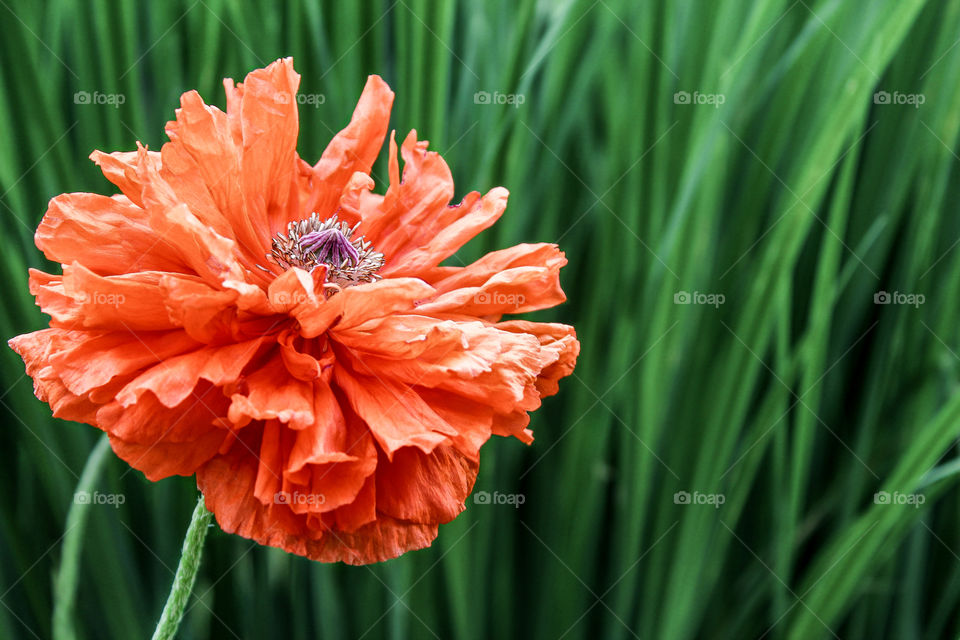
[151,496,213,640]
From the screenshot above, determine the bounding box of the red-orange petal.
[305,75,394,220]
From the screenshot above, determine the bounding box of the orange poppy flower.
[8,58,578,564]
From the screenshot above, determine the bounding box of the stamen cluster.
[270,213,385,290]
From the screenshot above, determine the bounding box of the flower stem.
[151,496,213,640]
[53,434,112,640]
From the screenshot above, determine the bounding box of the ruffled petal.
[357,131,506,276]
[89,145,161,207]
[334,314,576,445]
[332,363,455,456]
[294,277,435,338]
[8,330,104,424]
[334,315,549,409]
[49,330,201,397]
[490,321,579,441]
[306,517,437,565]
[115,336,269,408]
[109,430,228,481]
[99,380,231,480]
[375,445,478,523]
[161,91,246,243]
[227,57,301,238]
[159,276,247,343]
[36,192,186,276]
[31,266,176,332]
[414,243,568,316]
[304,75,394,220]
[495,320,580,397]
[198,429,437,564]
[160,58,301,273]
[144,203,248,286]
[282,393,379,515]
[380,187,509,277]
[360,131,452,249]
[228,355,314,430]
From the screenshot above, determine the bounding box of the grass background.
[2,0,960,638]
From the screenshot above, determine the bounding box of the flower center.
[269,213,385,291]
[300,228,360,268]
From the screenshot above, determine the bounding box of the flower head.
[9,58,578,564]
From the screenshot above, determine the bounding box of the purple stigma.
[299,228,360,267]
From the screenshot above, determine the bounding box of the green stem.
[53,434,112,640]
[151,496,213,640]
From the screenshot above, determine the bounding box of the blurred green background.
[3,0,960,638]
